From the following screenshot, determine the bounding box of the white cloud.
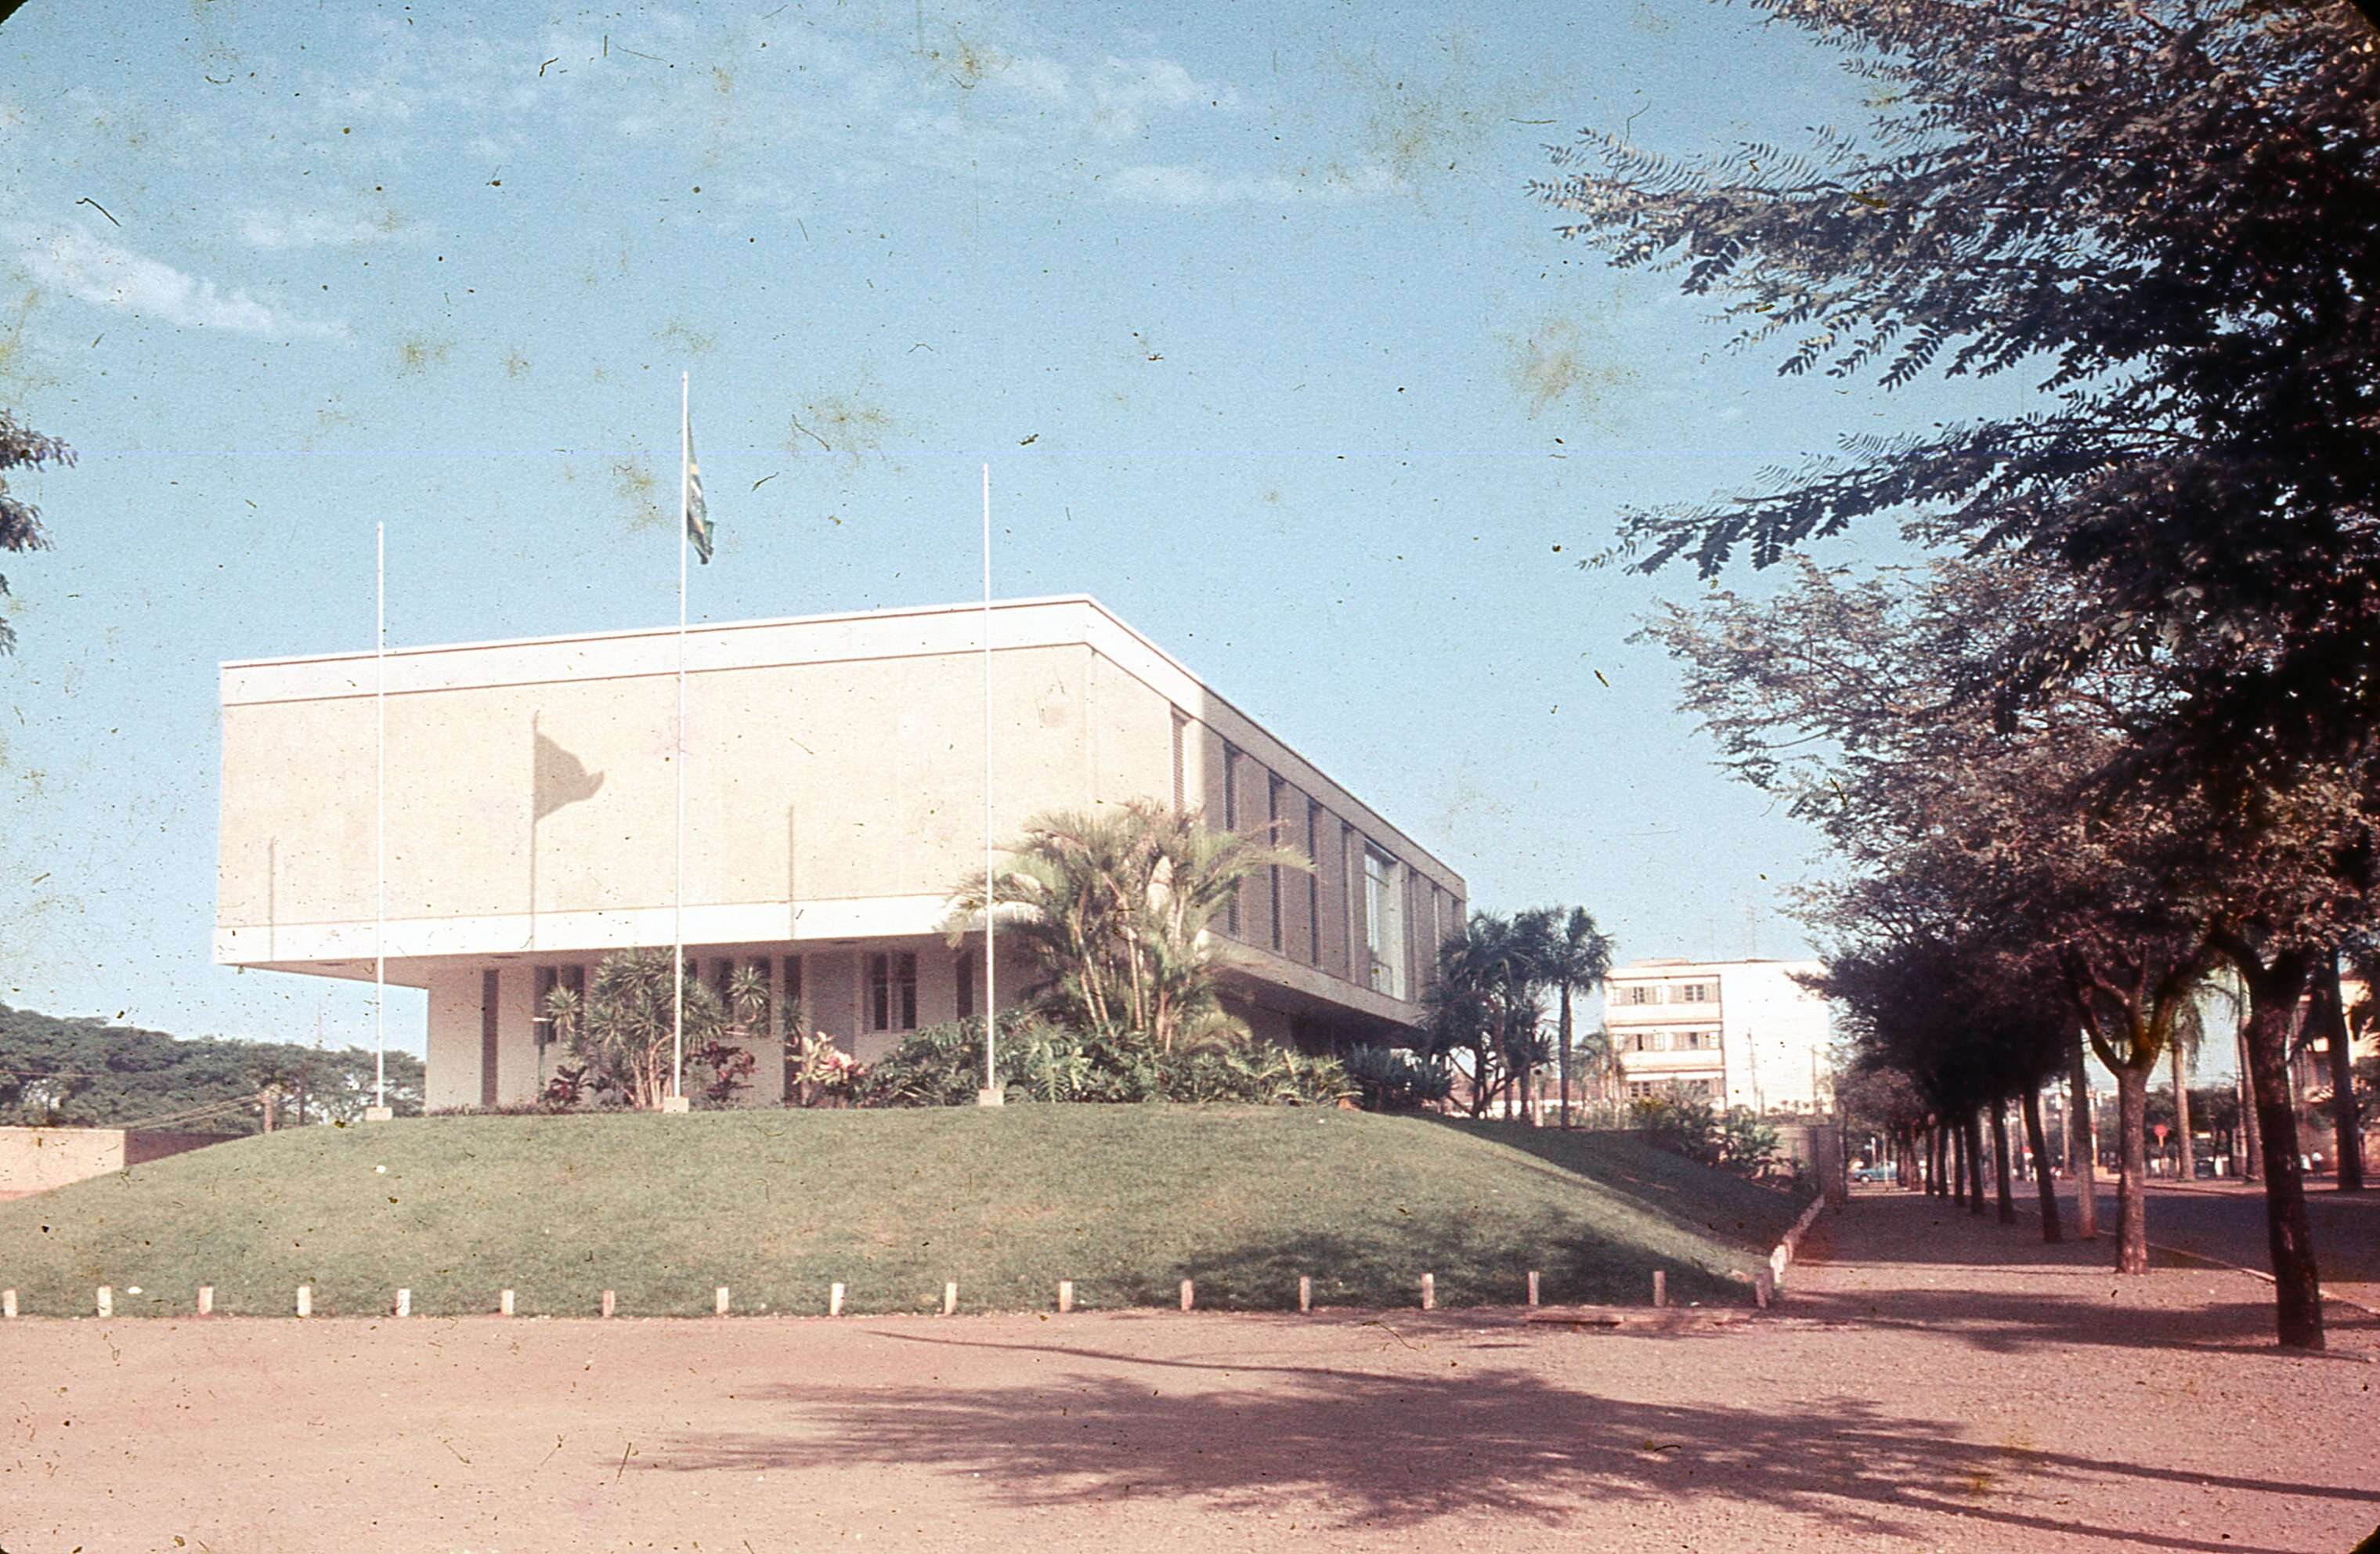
[9,223,344,338]
[1088,56,1236,139]
[237,207,410,250]
[1107,163,1400,206]
[1002,54,1071,103]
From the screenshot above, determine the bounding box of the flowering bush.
[785,1031,861,1107]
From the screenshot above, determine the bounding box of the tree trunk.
[2069,1033,2100,1239]
[2113,1063,2150,1274]
[1950,1123,1966,1209]
[1558,988,1573,1130]
[1966,1112,1988,1217]
[2238,1027,2263,1180]
[2315,956,2364,1191]
[2237,947,2325,1350]
[2170,1036,2195,1183]
[1990,1099,2016,1223]
[2023,1085,2062,1242]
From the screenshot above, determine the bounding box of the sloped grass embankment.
[0,1107,1809,1317]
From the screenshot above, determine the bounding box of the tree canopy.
[0,409,71,656]
[0,1002,424,1130]
[1540,0,2380,786]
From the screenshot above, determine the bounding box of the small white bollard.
[941,1281,959,1317]
[715,1286,731,1317]
[1057,1280,1074,1314]
[1526,1270,1540,1308]
[1421,1273,1435,1312]
[295,1285,312,1319]
[1179,1278,1194,1312]
[2,1289,16,1319]
[499,1288,515,1317]
[197,1285,214,1317]
[1754,1269,1773,1309]
[829,1281,845,1317]
[1652,1270,1667,1308]
[395,1288,411,1319]
[1298,1275,1312,1314]
[601,1289,617,1319]
[1770,1245,1790,1291]
[96,1286,113,1319]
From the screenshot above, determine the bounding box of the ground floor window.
[531,964,586,1053]
[955,949,976,1021]
[868,952,918,1033]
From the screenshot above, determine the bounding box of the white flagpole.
[374,521,387,1115]
[980,462,999,1107]
[673,371,688,1108]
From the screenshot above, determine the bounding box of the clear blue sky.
[0,0,2052,1059]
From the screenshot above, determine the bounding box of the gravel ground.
[3,1191,2375,1553]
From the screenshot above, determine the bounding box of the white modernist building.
[214,595,1466,1110]
[1603,957,1834,1115]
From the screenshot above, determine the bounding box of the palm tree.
[1530,906,1615,1129]
[944,800,1304,1053]
[1427,912,1546,1118]
[546,949,726,1110]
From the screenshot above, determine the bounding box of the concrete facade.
[1603,957,1834,1115]
[216,596,1464,1109]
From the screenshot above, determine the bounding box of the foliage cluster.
[1420,905,1614,1119]
[0,1002,423,1131]
[1544,0,2380,1347]
[1342,1044,1456,1112]
[0,409,71,656]
[1630,1094,1786,1180]
[850,1016,1353,1108]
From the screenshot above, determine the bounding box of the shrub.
[848,1017,1351,1108]
[1343,1045,1455,1112]
[1632,1095,1792,1180]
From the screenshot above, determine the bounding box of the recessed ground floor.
[396,935,1412,1110]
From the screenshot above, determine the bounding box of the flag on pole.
[683,419,713,564]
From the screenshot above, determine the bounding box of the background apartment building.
[215,596,1464,1109]
[1603,957,1835,1115]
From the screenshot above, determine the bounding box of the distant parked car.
[1851,1162,1898,1184]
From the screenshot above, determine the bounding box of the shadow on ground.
[650,1335,2366,1550]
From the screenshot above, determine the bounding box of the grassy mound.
[0,1108,1808,1318]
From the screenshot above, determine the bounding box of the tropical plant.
[1343,1045,1455,1113]
[784,1028,858,1108]
[849,1014,1353,1108]
[1527,906,1615,1128]
[1422,913,1548,1118]
[944,800,1306,1054]
[544,949,730,1111]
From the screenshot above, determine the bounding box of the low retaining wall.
[1767,1192,1830,1296]
[0,1127,231,1199]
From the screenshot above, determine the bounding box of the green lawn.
[0,1108,1810,1318]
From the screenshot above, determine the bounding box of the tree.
[1421,913,1547,1119]
[1641,551,2367,1336]
[0,1002,423,1129]
[1526,905,1616,1129]
[943,799,1305,1055]
[0,410,71,656]
[544,949,728,1110]
[1538,0,2380,790]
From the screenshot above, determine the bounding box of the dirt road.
[4,1192,2374,1552]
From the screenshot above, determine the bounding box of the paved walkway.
[2,1193,2373,1553]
